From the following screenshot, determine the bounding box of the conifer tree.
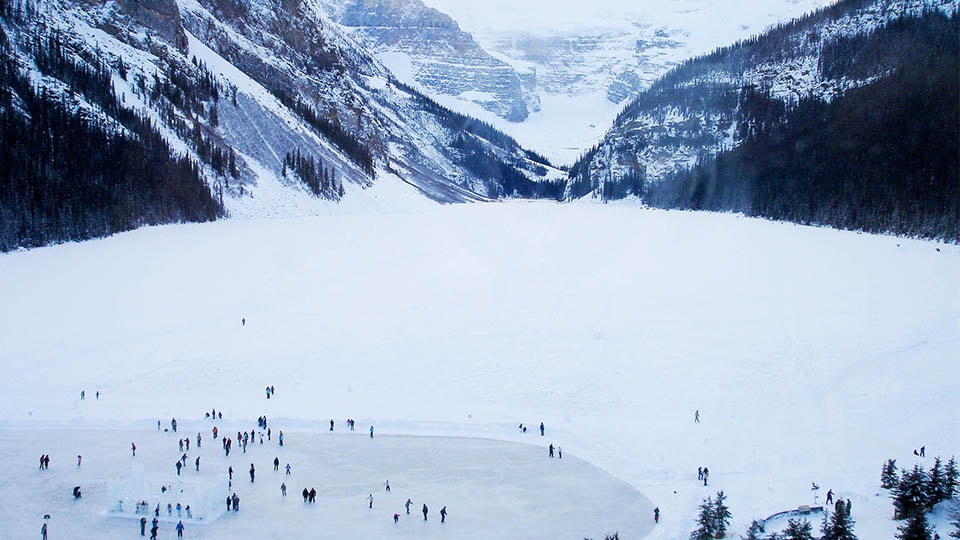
[882,459,901,489]
[945,457,958,500]
[782,518,814,540]
[741,520,763,540]
[821,500,858,540]
[896,511,932,540]
[893,465,931,519]
[714,491,732,538]
[691,496,716,540]
[927,457,946,504]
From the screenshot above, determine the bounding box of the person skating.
[540,422,544,436]
[548,444,554,458]
[249,463,255,483]
[367,493,373,508]
[422,503,429,520]
[131,442,136,457]
[826,489,834,504]
[703,467,709,486]
[654,507,660,523]
[285,463,291,475]
[369,425,374,438]
[695,409,700,423]
[149,524,158,540]
[195,456,200,471]
[384,480,390,492]
[405,498,413,514]
[440,505,447,523]
[394,513,400,523]
[176,461,182,476]
[281,482,287,496]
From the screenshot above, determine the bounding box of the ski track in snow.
[0,204,957,539]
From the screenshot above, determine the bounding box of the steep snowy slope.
[0,0,565,250]
[570,0,959,200]
[417,0,837,164]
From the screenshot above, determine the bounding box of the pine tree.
[927,457,946,504]
[741,520,764,540]
[882,459,901,489]
[782,518,814,540]
[714,491,733,538]
[945,457,959,500]
[821,500,858,540]
[691,496,716,540]
[893,465,931,519]
[896,511,932,540]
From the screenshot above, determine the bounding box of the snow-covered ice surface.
[1,203,958,539]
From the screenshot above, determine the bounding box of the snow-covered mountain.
[570,0,959,199]
[414,0,838,165]
[317,0,530,122]
[0,0,566,250]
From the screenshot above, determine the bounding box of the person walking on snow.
[195,456,200,471]
[405,498,413,514]
[41,522,47,540]
[703,467,709,486]
[540,422,544,436]
[654,507,660,523]
[249,463,255,483]
[281,482,287,496]
[285,463,291,475]
[695,410,700,423]
[367,494,374,508]
[422,503,429,520]
[369,426,374,438]
[175,521,184,538]
[131,443,136,457]
[274,457,280,471]
[440,505,447,523]
[384,480,390,492]
[826,489,834,504]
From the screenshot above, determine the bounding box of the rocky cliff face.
[0,0,562,244]
[318,0,529,122]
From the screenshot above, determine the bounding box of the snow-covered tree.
[691,496,717,540]
[896,511,932,540]
[821,500,858,540]
[945,457,959,500]
[714,491,732,538]
[782,518,814,540]
[740,520,764,540]
[882,459,901,489]
[928,457,947,504]
[893,465,931,519]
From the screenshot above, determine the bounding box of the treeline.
[282,149,344,200]
[881,456,959,539]
[0,26,223,251]
[645,11,959,241]
[452,134,564,200]
[273,90,375,177]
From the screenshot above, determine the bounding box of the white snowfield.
[0,202,957,539]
